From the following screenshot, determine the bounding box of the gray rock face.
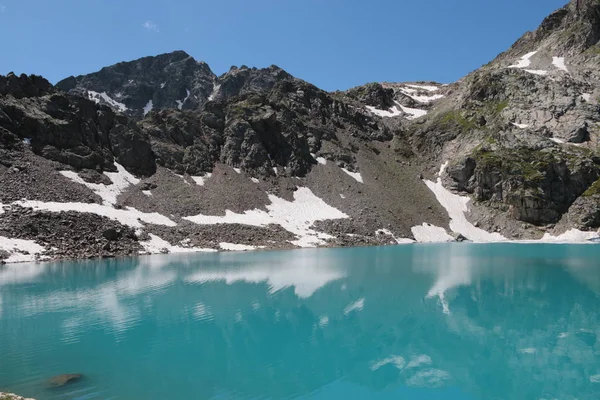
[0,78,155,176]
[56,51,216,119]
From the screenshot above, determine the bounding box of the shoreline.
[0,393,34,400]
[2,238,599,267]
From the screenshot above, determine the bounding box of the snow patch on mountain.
[183,187,349,247]
[143,100,153,116]
[511,122,529,129]
[405,84,439,92]
[509,51,538,68]
[398,103,428,119]
[411,223,454,243]
[540,229,599,243]
[219,243,264,251]
[208,83,220,101]
[0,236,46,263]
[191,173,212,186]
[400,89,444,103]
[552,57,568,72]
[14,200,176,229]
[341,168,363,183]
[311,153,327,165]
[86,91,128,113]
[424,163,506,242]
[60,163,140,206]
[524,69,548,76]
[375,229,414,244]
[140,233,216,254]
[365,105,402,118]
[176,89,191,110]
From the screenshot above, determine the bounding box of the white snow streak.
[398,103,428,119]
[540,229,599,243]
[400,90,444,103]
[511,122,529,129]
[87,91,128,113]
[550,138,565,144]
[60,163,140,206]
[524,69,548,76]
[508,51,537,68]
[233,168,241,174]
[208,83,221,101]
[14,200,177,229]
[140,234,215,255]
[251,177,260,183]
[581,93,592,102]
[0,236,45,263]
[183,187,349,247]
[143,100,153,116]
[375,229,414,244]
[552,57,568,72]
[176,89,191,110]
[424,163,506,242]
[311,153,327,165]
[405,84,439,92]
[190,173,212,186]
[411,223,453,243]
[341,168,364,183]
[365,105,403,118]
[160,82,166,89]
[219,243,263,251]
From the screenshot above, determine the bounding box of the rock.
[47,373,83,387]
[0,392,35,400]
[102,228,119,241]
[141,182,158,191]
[451,232,468,242]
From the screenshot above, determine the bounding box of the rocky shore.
[0,393,34,400]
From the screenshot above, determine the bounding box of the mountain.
[1,0,599,263]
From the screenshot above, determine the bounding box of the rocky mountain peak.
[56,51,217,119]
[503,0,600,60]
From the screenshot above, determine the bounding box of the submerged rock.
[47,373,83,387]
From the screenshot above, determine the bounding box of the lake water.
[1,244,599,400]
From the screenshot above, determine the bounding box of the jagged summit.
[55,51,303,119]
[56,51,216,118]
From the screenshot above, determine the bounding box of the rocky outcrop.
[0,75,155,176]
[0,206,142,261]
[0,393,35,400]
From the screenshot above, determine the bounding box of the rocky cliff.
[1,0,599,263]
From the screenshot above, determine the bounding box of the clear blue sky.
[0,0,567,91]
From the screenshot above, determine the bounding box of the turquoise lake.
[1,244,600,400]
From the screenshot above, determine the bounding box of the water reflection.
[0,244,599,400]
